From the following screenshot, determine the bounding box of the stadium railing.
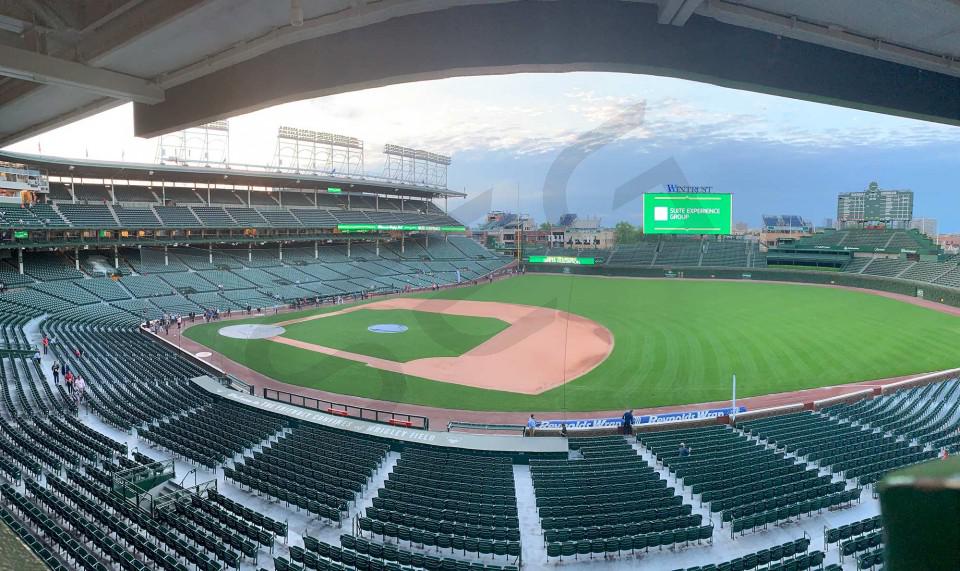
[262,387,429,430]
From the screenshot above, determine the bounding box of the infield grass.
[278,308,508,362]
[184,275,960,411]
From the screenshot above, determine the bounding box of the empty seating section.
[159,271,217,293]
[640,425,854,535]
[278,534,519,571]
[677,539,823,571]
[113,206,162,227]
[153,206,201,227]
[795,229,938,255]
[859,258,913,277]
[607,242,658,266]
[534,436,707,560]
[225,208,269,227]
[72,185,111,202]
[120,275,174,298]
[823,379,960,456]
[604,238,762,268]
[740,410,938,485]
[259,209,302,226]
[189,206,236,227]
[140,401,285,468]
[360,447,520,563]
[21,253,85,281]
[899,260,953,282]
[290,208,339,226]
[842,257,873,273]
[55,204,117,228]
[0,203,68,227]
[225,423,388,523]
[162,187,202,204]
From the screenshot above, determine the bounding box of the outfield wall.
[529,264,960,308]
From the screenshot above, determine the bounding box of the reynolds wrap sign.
[540,406,746,429]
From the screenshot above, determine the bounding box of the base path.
[267,298,614,395]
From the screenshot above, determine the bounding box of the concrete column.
[279,242,283,261]
[208,243,213,264]
[113,245,119,269]
[375,238,380,256]
[347,239,351,258]
[74,248,80,270]
[314,240,319,259]
[444,196,448,213]
[375,195,379,211]
[17,248,23,274]
[425,233,429,249]
[401,234,405,254]
[164,245,169,266]
[207,186,211,205]
[248,243,252,262]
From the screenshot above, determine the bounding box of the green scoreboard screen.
[642,193,732,235]
[528,256,595,265]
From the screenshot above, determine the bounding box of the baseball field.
[183,274,960,411]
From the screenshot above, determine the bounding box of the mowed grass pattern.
[279,308,509,362]
[184,275,960,411]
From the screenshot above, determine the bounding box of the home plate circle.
[218,324,286,339]
[368,324,408,334]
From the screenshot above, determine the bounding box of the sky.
[7,71,960,231]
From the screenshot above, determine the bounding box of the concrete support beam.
[0,44,164,103]
[134,0,960,136]
[657,0,703,26]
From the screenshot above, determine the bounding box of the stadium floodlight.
[273,125,364,175]
[383,143,451,187]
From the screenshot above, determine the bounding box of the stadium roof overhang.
[2,1,960,145]
[0,150,463,199]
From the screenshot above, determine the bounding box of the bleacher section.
[791,229,938,255]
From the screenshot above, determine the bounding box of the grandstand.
[1,182,959,571]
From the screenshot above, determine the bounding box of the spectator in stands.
[526,414,537,437]
[51,362,60,385]
[73,376,86,406]
[65,370,74,391]
[33,350,41,366]
[679,442,691,457]
[560,424,568,438]
[622,409,634,435]
[176,315,182,329]
[41,334,49,355]
[942,447,950,460]
[74,347,83,358]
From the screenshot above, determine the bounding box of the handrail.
[262,387,429,430]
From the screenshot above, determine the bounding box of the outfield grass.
[184,275,960,411]
[279,308,508,362]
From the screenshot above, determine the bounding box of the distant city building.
[823,218,835,229]
[837,182,913,228]
[733,221,749,235]
[759,214,813,248]
[909,218,938,240]
[938,234,960,254]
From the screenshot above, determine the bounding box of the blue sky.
[8,72,960,230]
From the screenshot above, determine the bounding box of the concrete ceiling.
[1,0,960,147]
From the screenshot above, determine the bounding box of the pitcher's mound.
[219,324,286,339]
